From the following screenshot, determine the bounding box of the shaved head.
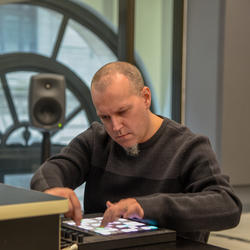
[90,60,159,151]
[91,61,144,95]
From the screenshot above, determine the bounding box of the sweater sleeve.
[136,136,242,232]
[30,128,93,192]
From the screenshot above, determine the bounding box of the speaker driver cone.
[34,98,62,126]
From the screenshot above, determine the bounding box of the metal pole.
[41,131,51,164]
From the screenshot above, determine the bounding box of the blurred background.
[0,1,250,248]
[0,0,175,198]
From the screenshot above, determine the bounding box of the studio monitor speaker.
[29,73,66,130]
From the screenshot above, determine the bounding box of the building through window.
[0,0,180,208]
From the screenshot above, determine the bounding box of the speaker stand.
[41,131,51,164]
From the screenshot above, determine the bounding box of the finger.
[64,198,74,218]
[101,209,114,227]
[101,207,120,227]
[102,201,118,225]
[69,192,82,225]
[73,206,83,226]
[44,188,82,225]
[100,211,110,227]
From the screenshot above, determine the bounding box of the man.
[31,61,241,243]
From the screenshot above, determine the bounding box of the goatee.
[124,144,139,156]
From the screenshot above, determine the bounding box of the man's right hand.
[44,187,82,225]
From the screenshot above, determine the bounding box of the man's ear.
[141,87,151,109]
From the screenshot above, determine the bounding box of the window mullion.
[0,74,19,125]
[51,15,69,59]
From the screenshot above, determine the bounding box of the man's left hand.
[100,198,144,227]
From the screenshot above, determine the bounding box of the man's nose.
[111,116,122,132]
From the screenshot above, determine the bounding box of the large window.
[0,0,182,207]
[0,1,119,204]
[135,0,174,117]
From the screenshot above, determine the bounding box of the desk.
[0,183,68,250]
[0,184,227,250]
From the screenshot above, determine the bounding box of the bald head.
[91,61,144,95]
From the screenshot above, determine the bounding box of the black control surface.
[61,225,87,249]
[60,215,176,250]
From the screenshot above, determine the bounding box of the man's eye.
[101,115,109,120]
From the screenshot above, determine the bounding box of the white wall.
[221,0,250,185]
[184,0,223,158]
[185,0,250,185]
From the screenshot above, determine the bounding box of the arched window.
[0,0,156,197]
